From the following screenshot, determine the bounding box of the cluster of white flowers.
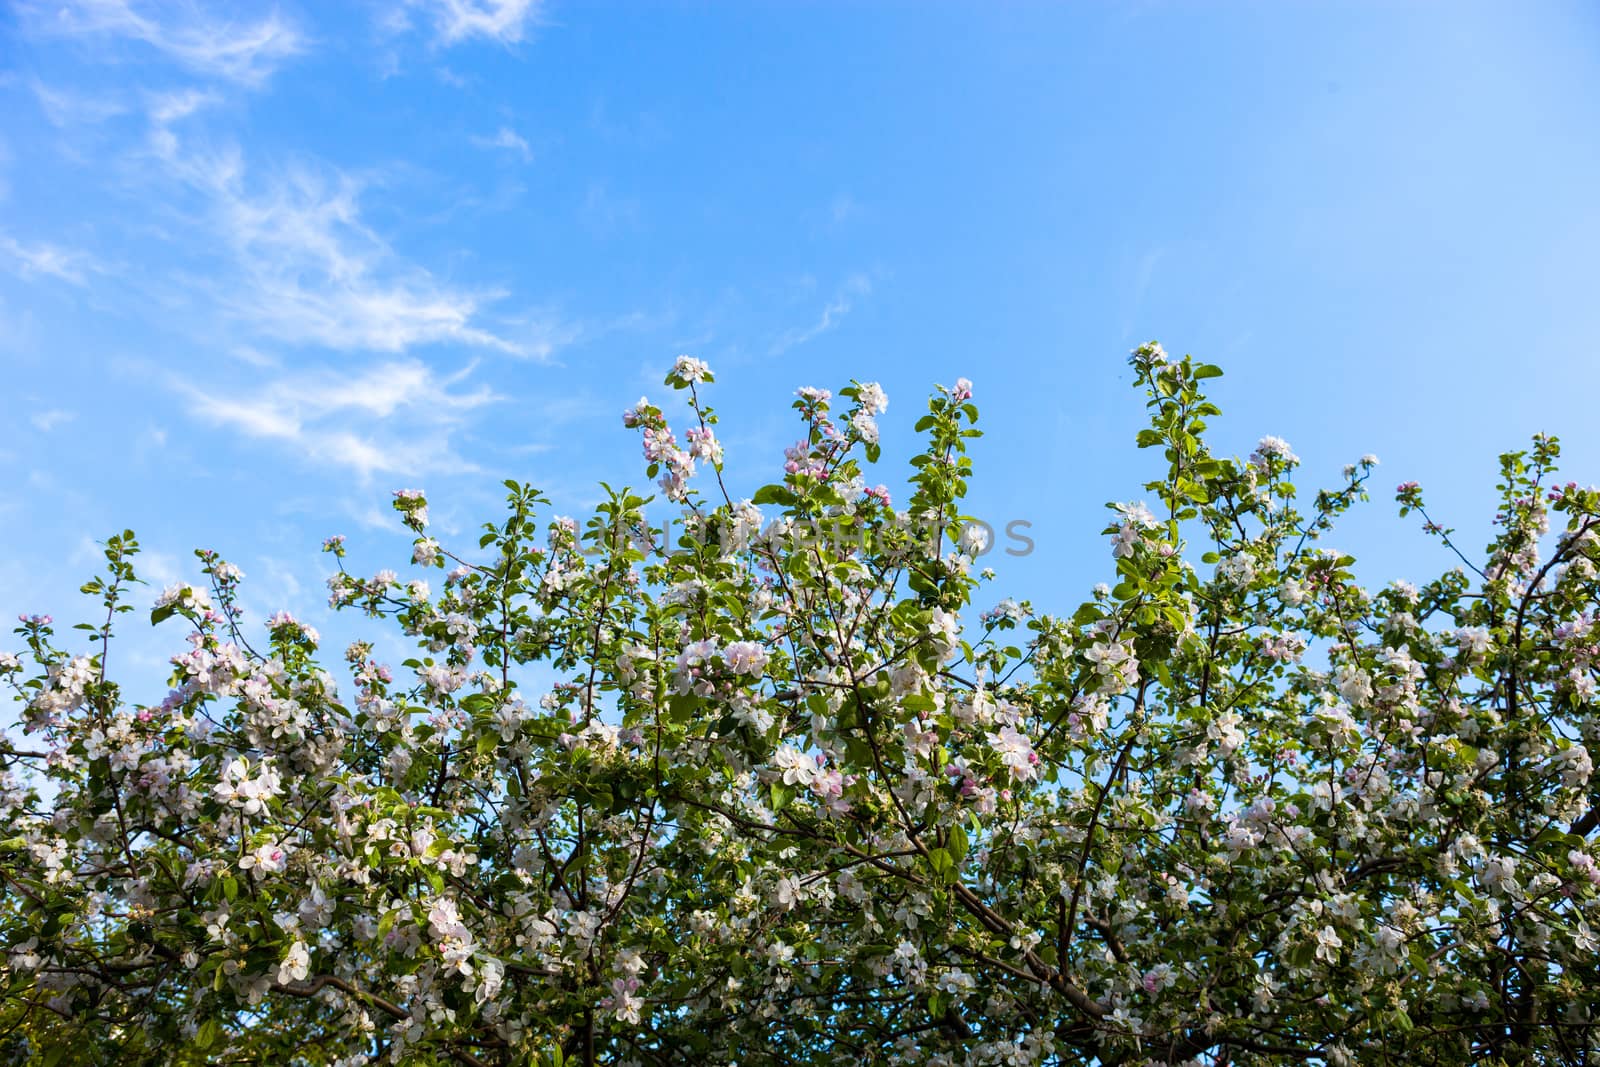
[987,724,1039,782]
[276,940,311,985]
[671,354,711,384]
[212,757,283,816]
[155,582,213,613]
[1214,553,1257,589]
[1250,434,1300,469]
[723,640,769,676]
[1084,631,1139,694]
[427,898,479,976]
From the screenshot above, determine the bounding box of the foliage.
[4,346,1600,1066]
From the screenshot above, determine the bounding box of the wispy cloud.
[145,88,219,125]
[346,501,400,531]
[471,126,533,162]
[21,0,306,87]
[30,409,77,432]
[770,274,872,356]
[581,181,641,237]
[152,135,522,354]
[1120,246,1166,337]
[0,233,97,285]
[410,0,544,46]
[588,98,669,149]
[494,310,586,362]
[178,358,497,479]
[29,80,127,125]
[0,296,39,356]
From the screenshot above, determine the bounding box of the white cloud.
[30,409,76,432]
[23,0,306,86]
[496,311,584,362]
[581,181,641,237]
[134,548,183,590]
[472,126,532,162]
[485,306,657,364]
[347,502,399,531]
[187,391,299,438]
[1,234,96,285]
[227,345,280,368]
[770,274,872,356]
[178,358,496,480]
[153,137,521,354]
[0,295,39,356]
[146,88,219,125]
[412,0,544,45]
[29,80,127,125]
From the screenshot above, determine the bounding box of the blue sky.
[4,1,1600,692]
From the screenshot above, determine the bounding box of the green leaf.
[669,694,700,725]
[947,822,969,865]
[751,485,795,507]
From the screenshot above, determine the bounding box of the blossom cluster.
[2,351,1598,1067]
